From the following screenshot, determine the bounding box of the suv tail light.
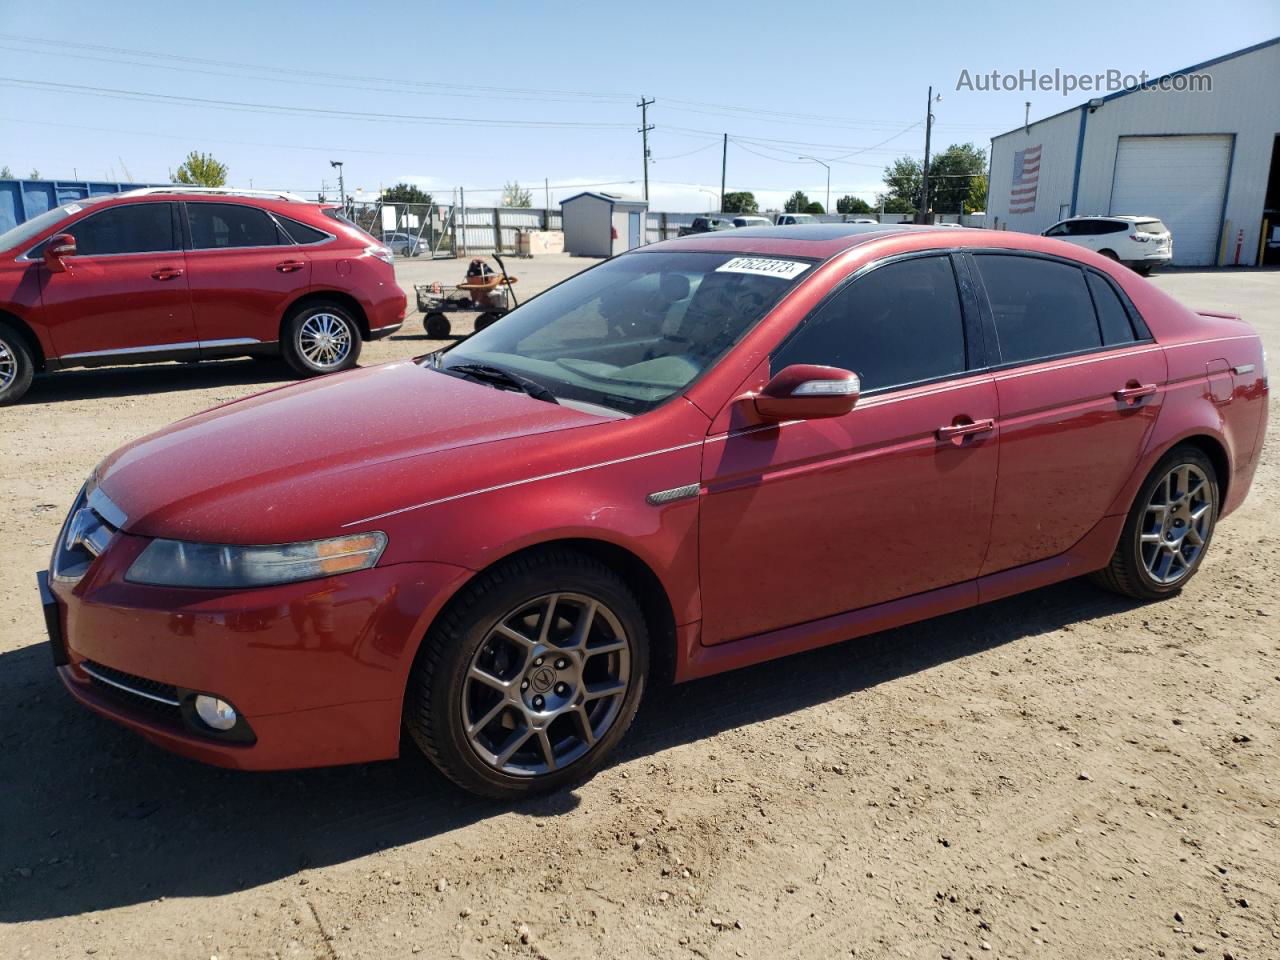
[365,244,394,265]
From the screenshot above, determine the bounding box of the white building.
[987,37,1280,266]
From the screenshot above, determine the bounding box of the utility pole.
[919,87,940,223]
[719,134,727,212]
[637,97,655,203]
[330,160,346,212]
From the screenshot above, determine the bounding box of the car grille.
[82,659,183,722]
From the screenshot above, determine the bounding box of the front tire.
[404,549,649,799]
[282,301,361,376]
[0,321,35,406]
[1091,445,1219,600]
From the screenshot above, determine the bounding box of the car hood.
[96,360,618,543]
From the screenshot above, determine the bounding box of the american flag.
[1009,144,1041,215]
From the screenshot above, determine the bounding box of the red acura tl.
[39,224,1269,798]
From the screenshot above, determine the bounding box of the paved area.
[0,265,1276,960]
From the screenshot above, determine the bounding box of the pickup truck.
[677,216,736,237]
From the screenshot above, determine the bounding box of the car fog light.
[195,695,238,731]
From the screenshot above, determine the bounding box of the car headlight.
[126,532,387,588]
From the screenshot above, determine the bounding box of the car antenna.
[491,252,519,307]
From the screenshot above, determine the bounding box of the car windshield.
[428,250,812,415]
[0,196,111,253]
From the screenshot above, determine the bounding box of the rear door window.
[974,254,1102,363]
[66,203,176,256]
[188,202,285,249]
[773,254,967,392]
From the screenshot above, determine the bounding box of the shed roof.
[559,191,647,206]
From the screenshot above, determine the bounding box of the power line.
[0,32,996,133]
[0,77,634,129]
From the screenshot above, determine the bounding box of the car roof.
[640,222,988,259]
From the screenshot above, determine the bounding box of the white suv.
[1042,215,1172,274]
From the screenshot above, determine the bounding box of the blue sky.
[1,0,1276,212]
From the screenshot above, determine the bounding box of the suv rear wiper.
[446,363,559,404]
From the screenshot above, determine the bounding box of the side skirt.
[676,513,1125,683]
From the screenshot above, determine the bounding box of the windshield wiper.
[445,363,559,404]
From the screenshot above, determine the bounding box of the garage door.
[1109,135,1232,266]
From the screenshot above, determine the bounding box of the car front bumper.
[40,545,471,770]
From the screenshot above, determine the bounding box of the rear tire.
[404,549,649,799]
[0,321,35,406]
[1099,249,1120,261]
[281,300,361,377]
[1091,445,1219,600]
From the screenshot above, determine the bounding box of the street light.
[695,187,719,212]
[798,156,831,215]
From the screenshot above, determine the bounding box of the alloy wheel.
[462,592,631,777]
[297,313,353,369]
[0,338,16,390]
[1139,463,1213,585]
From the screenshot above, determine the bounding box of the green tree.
[0,166,11,179]
[965,173,988,213]
[721,191,758,214]
[501,181,532,207]
[784,190,810,214]
[29,168,40,179]
[876,156,922,215]
[836,195,873,215]
[173,151,227,187]
[804,201,825,214]
[927,143,988,215]
[381,182,433,205]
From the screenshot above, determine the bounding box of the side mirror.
[44,233,77,273]
[747,364,860,422]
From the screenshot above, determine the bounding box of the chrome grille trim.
[82,663,181,707]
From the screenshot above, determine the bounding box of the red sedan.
[39,224,1269,798]
[0,187,407,404]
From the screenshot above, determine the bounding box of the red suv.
[0,187,406,404]
[38,224,1268,798]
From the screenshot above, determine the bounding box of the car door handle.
[150,267,183,281]
[936,418,995,442]
[1114,383,1157,405]
[276,260,306,273]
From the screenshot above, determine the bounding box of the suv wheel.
[282,301,362,376]
[1099,249,1120,261]
[404,549,649,799]
[1091,445,1219,600]
[0,321,35,405]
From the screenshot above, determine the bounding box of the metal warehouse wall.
[990,40,1280,265]
[1074,42,1280,266]
[989,109,1082,234]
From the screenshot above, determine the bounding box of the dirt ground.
[1,259,1276,960]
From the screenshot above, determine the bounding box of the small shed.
[560,192,649,257]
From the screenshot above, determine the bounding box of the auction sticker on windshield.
[715,257,810,280]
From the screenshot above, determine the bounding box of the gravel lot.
[1,260,1276,960]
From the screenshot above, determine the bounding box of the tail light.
[365,244,394,265]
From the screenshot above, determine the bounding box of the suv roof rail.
[116,186,310,202]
